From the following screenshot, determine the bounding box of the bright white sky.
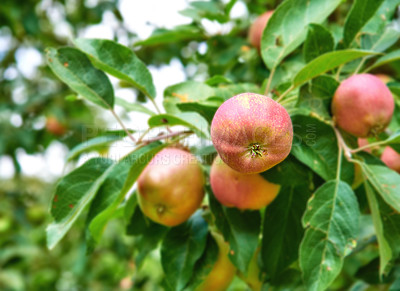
[0,0,248,181]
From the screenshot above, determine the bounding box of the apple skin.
[137,148,205,227]
[332,74,394,137]
[211,93,293,174]
[381,146,400,173]
[248,11,274,50]
[210,155,280,210]
[375,74,393,84]
[196,232,236,291]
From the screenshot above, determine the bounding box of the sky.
[0,0,248,181]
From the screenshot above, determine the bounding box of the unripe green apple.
[210,155,280,210]
[381,146,400,173]
[332,74,394,137]
[248,11,274,50]
[211,93,293,174]
[137,148,205,227]
[196,232,236,291]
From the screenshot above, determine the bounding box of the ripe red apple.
[332,74,394,137]
[211,93,293,174]
[137,148,205,226]
[196,232,236,291]
[381,146,400,173]
[248,11,274,50]
[210,155,280,210]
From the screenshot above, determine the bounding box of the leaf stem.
[110,109,136,143]
[336,134,343,181]
[335,64,344,81]
[333,126,353,161]
[276,84,295,103]
[354,58,366,75]
[264,66,276,95]
[147,95,162,114]
[351,139,387,154]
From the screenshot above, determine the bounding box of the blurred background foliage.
[1,0,400,290]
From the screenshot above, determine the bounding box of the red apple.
[137,148,205,226]
[248,11,274,50]
[210,155,280,210]
[211,93,293,174]
[381,146,400,173]
[332,74,394,137]
[46,116,67,136]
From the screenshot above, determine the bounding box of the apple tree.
[45,0,400,290]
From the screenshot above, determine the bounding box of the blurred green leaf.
[46,47,114,109]
[161,211,209,291]
[303,24,334,63]
[300,180,360,291]
[116,98,156,116]
[177,97,223,124]
[135,25,205,47]
[261,0,341,70]
[208,187,261,274]
[363,0,400,34]
[365,49,400,72]
[343,0,385,47]
[47,158,114,249]
[75,38,156,98]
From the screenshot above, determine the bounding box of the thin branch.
[147,95,162,114]
[110,109,136,143]
[351,139,387,154]
[354,58,366,75]
[335,64,344,81]
[138,130,194,145]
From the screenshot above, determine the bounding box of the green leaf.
[365,49,400,72]
[291,115,354,184]
[87,142,167,244]
[205,75,233,86]
[148,112,210,139]
[135,25,205,47]
[66,135,123,161]
[74,38,156,98]
[161,211,209,291]
[177,97,223,124]
[364,181,400,276]
[303,24,334,63]
[361,26,400,53]
[363,0,400,34]
[185,233,219,290]
[297,75,339,119]
[359,162,400,213]
[115,98,156,116]
[47,158,114,249]
[46,47,114,109]
[343,0,385,47]
[299,180,360,291]
[293,50,378,87]
[261,0,342,70]
[208,187,261,274]
[126,202,168,267]
[260,158,313,279]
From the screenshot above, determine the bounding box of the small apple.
[381,146,400,173]
[332,74,394,137]
[248,11,274,50]
[211,93,293,174]
[46,116,67,136]
[137,148,205,226]
[210,155,280,209]
[196,232,236,291]
[375,74,393,84]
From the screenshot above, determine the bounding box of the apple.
[381,146,400,173]
[46,116,67,136]
[210,155,280,209]
[248,11,274,50]
[196,232,236,291]
[211,93,293,174]
[375,74,393,84]
[137,148,205,226]
[332,74,394,137]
